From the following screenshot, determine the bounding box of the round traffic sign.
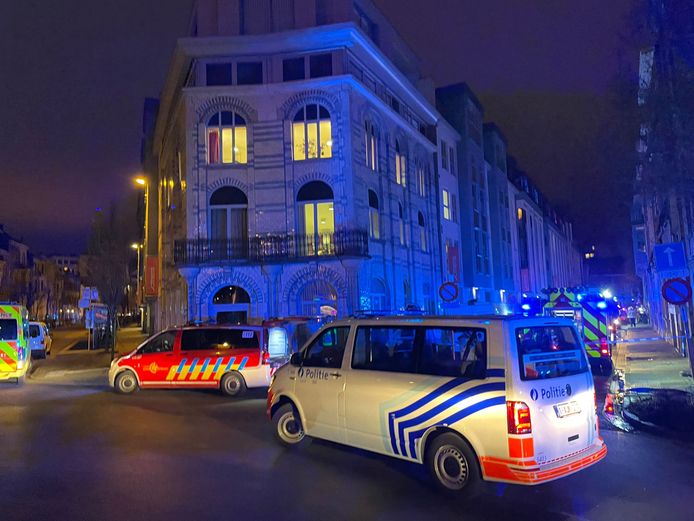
[439,282,459,303]
[661,278,692,305]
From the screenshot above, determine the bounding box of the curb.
[30,367,109,380]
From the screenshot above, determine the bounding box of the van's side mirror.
[289,352,302,367]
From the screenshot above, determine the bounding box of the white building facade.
[150,0,446,327]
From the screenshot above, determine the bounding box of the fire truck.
[542,289,613,375]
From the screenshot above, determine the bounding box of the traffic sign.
[661,278,692,306]
[439,282,459,303]
[654,242,687,272]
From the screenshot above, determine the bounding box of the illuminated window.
[364,121,378,171]
[297,181,334,255]
[418,212,427,252]
[207,111,247,165]
[517,207,524,220]
[368,189,380,239]
[442,189,451,220]
[292,104,332,161]
[395,140,406,186]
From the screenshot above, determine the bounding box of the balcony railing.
[174,230,369,266]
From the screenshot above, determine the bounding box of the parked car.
[28,321,51,358]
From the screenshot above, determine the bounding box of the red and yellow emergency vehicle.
[0,303,31,383]
[109,324,274,396]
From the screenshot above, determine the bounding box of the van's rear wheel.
[425,433,480,495]
[272,403,309,448]
[220,372,246,397]
[114,370,138,394]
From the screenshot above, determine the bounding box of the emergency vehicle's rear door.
[515,325,596,465]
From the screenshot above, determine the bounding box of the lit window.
[364,121,378,171]
[395,140,406,186]
[368,189,380,239]
[293,104,332,161]
[207,111,247,165]
[442,189,451,220]
[297,181,335,256]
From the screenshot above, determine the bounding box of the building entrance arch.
[210,285,251,324]
[297,279,338,317]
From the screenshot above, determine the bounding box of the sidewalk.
[29,325,149,383]
[115,325,148,355]
[613,325,694,392]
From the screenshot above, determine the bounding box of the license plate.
[554,401,582,418]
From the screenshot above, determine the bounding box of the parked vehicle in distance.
[28,321,52,358]
[268,315,606,495]
[0,303,31,383]
[109,324,277,396]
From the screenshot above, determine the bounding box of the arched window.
[397,202,405,246]
[395,139,406,186]
[298,279,337,316]
[207,111,247,165]
[370,279,387,311]
[368,189,380,239]
[418,211,427,252]
[292,104,332,160]
[297,181,334,255]
[364,120,378,171]
[209,187,248,257]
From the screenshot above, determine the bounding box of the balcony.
[174,230,369,266]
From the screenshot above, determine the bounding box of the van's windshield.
[0,319,18,340]
[515,326,588,381]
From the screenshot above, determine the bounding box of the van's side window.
[139,331,176,354]
[419,327,487,379]
[352,326,417,373]
[303,327,349,368]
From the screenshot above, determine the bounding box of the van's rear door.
[513,324,597,465]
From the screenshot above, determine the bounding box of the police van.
[267,315,606,494]
[0,303,31,383]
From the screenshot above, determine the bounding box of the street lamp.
[131,243,141,304]
[133,175,149,331]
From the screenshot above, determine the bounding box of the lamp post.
[131,243,141,306]
[134,175,149,331]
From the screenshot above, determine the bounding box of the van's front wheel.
[425,433,480,495]
[272,403,309,448]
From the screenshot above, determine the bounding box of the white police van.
[267,315,606,494]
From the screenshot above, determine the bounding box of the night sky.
[0,0,636,258]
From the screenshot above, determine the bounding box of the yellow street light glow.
[131,243,140,250]
[134,177,146,186]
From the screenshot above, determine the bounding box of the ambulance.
[267,315,606,494]
[0,303,31,383]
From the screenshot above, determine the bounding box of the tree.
[85,203,136,358]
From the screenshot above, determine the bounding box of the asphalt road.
[1,374,693,521]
